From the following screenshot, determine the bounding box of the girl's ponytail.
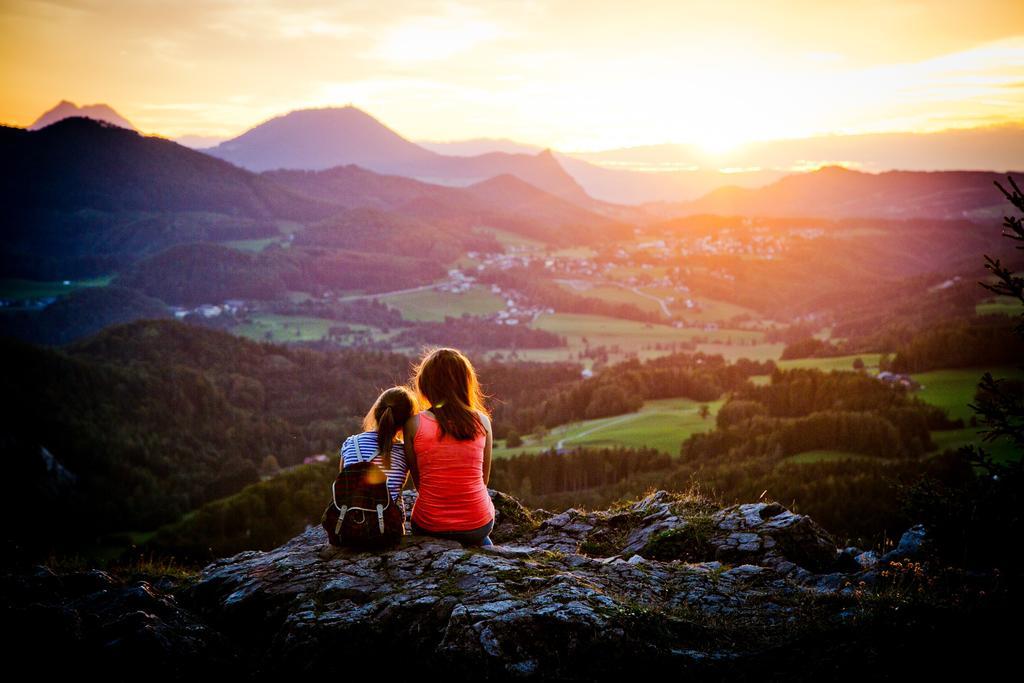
[376,405,396,470]
[362,386,417,472]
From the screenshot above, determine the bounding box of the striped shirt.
[339,431,408,502]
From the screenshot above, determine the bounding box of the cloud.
[365,5,504,63]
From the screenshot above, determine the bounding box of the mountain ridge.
[204,105,595,206]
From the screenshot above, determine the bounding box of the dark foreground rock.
[2,490,1015,681]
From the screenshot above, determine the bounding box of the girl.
[402,347,495,547]
[339,386,416,512]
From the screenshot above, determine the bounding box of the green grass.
[782,450,882,465]
[673,296,761,323]
[472,226,547,249]
[493,396,724,458]
[975,296,1022,317]
[0,275,113,301]
[696,341,786,363]
[556,281,665,315]
[910,365,1024,465]
[910,366,1023,422]
[534,312,760,348]
[223,237,279,252]
[233,314,367,342]
[549,246,597,258]
[378,285,506,322]
[775,353,884,373]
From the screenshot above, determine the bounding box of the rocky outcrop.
[2,489,962,681]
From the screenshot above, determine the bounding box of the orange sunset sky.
[1,0,1023,153]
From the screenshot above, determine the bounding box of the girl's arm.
[403,414,420,489]
[479,412,492,487]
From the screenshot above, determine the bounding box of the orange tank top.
[411,411,495,532]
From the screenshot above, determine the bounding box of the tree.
[896,174,1024,569]
[259,454,281,478]
[957,175,1024,469]
[698,404,710,420]
[506,430,523,448]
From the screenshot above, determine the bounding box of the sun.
[695,131,747,157]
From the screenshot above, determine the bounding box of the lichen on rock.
[3,489,963,680]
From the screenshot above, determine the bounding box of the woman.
[402,347,495,547]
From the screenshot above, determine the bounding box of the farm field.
[975,295,1020,316]
[777,353,883,372]
[472,226,546,249]
[0,276,113,302]
[532,312,762,350]
[780,450,884,465]
[378,285,506,322]
[223,237,280,252]
[493,396,725,458]
[697,341,786,363]
[911,365,1024,464]
[234,313,374,343]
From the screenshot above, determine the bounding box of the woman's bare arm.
[403,414,420,489]
[479,412,492,487]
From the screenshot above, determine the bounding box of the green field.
[493,396,725,458]
[234,314,369,343]
[976,296,1021,316]
[223,237,280,252]
[781,450,883,465]
[776,353,884,373]
[696,341,786,363]
[533,312,761,349]
[910,365,1024,464]
[556,281,665,315]
[379,285,506,322]
[472,226,547,249]
[0,276,113,301]
[672,295,761,323]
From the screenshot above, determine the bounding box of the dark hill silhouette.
[205,106,594,206]
[0,285,171,345]
[0,117,335,220]
[670,166,1020,220]
[0,117,340,278]
[29,99,136,131]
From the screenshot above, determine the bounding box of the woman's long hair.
[411,347,489,440]
[362,385,416,469]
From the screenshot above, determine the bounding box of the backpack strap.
[335,505,348,538]
[376,504,384,534]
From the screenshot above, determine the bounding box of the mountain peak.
[207,105,436,172]
[29,100,136,132]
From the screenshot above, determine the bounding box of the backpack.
[320,435,405,549]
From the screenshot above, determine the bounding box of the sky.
[2,0,1023,153]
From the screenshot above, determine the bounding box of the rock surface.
[2,489,972,680]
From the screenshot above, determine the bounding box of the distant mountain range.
[204,106,596,206]
[0,116,628,284]
[662,165,1016,221]
[25,99,1022,205]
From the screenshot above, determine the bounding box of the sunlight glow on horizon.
[1,1,1023,152]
